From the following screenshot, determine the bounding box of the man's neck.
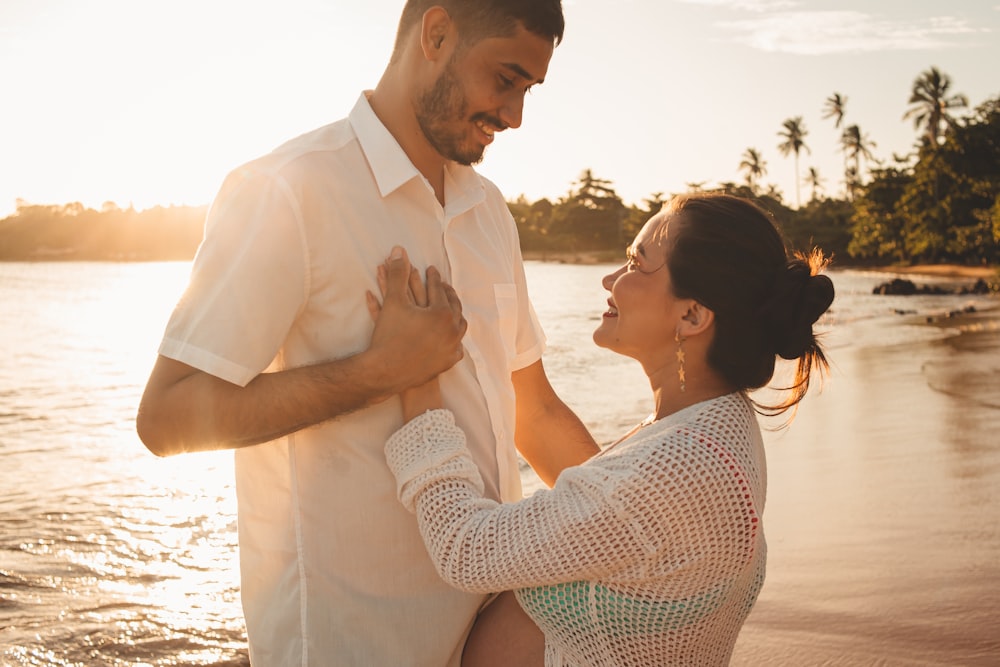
[368,83,447,205]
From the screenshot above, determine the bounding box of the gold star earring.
[675,329,686,393]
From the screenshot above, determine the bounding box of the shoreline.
[732,295,1000,666]
[522,250,619,264]
[523,251,999,280]
[862,263,999,280]
[3,252,997,282]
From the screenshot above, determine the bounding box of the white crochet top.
[385,392,767,666]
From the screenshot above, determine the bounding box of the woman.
[376,193,835,666]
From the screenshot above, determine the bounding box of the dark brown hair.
[392,0,565,61]
[664,193,835,416]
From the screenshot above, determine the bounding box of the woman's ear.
[678,301,714,338]
[419,7,454,60]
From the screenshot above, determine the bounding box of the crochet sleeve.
[385,410,648,593]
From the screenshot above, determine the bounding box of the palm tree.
[843,166,859,203]
[777,117,810,208]
[822,93,848,129]
[805,167,824,203]
[822,93,849,197]
[738,148,767,195]
[840,124,876,201]
[902,66,968,146]
[572,169,619,209]
[761,184,782,201]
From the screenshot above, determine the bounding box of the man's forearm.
[136,351,395,456]
[137,248,467,457]
[512,360,599,487]
[515,398,598,487]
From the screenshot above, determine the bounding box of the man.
[136,1,598,664]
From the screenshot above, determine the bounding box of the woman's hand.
[367,247,459,420]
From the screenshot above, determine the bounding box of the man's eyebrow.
[503,62,543,84]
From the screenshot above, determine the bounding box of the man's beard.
[415,59,486,166]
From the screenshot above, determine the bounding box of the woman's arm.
[385,410,646,593]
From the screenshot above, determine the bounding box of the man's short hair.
[392,0,564,61]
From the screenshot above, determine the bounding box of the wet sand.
[731,309,1000,666]
[866,264,998,280]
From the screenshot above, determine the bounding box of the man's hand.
[136,247,467,457]
[365,247,466,397]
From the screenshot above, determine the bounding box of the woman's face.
[593,211,689,364]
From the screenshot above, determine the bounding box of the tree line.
[0,201,207,261]
[514,67,999,267]
[1,67,997,267]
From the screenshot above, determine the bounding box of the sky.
[1,0,998,218]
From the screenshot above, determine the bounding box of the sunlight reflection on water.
[1,261,997,665]
[1,261,246,666]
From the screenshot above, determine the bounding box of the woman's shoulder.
[600,393,761,478]
[635,392,755,442]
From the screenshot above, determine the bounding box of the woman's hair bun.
[758,251,835,360]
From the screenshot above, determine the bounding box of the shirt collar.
[349,92,485,211]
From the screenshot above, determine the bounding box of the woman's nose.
[602,266,625,290]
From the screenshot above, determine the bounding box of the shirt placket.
[441,207,517,501]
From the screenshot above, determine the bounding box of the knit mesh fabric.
[385,392,767,666]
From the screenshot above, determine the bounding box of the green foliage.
[991,194,1000,244]
[508,195,554,252]
[787,198,854,262]
[903,66,969,147]
[0,202,206,260]
[901,97,1000,263]
[849,167,913,262]
[545,170,629,251]
[839,124,876,201]
[1,76,996,268]
[845,94,1000,265]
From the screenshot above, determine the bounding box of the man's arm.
[136,249,465,457]
[512,359,599,487]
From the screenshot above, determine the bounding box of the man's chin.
[450,147,486,166]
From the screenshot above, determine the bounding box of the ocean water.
[0,261,997,665]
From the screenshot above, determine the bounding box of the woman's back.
[514,392,767,666]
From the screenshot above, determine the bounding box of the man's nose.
[497,92,524,130]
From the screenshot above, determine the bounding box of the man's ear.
[678,301,714,338]
[420,7,454,60]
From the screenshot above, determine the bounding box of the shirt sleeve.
[159,163,309,386]
[481,177,546,372]
[385,410,650,594]
[510,239,546,372]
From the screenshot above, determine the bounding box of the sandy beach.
[731,306,1000,666]
[866,264,999,280]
